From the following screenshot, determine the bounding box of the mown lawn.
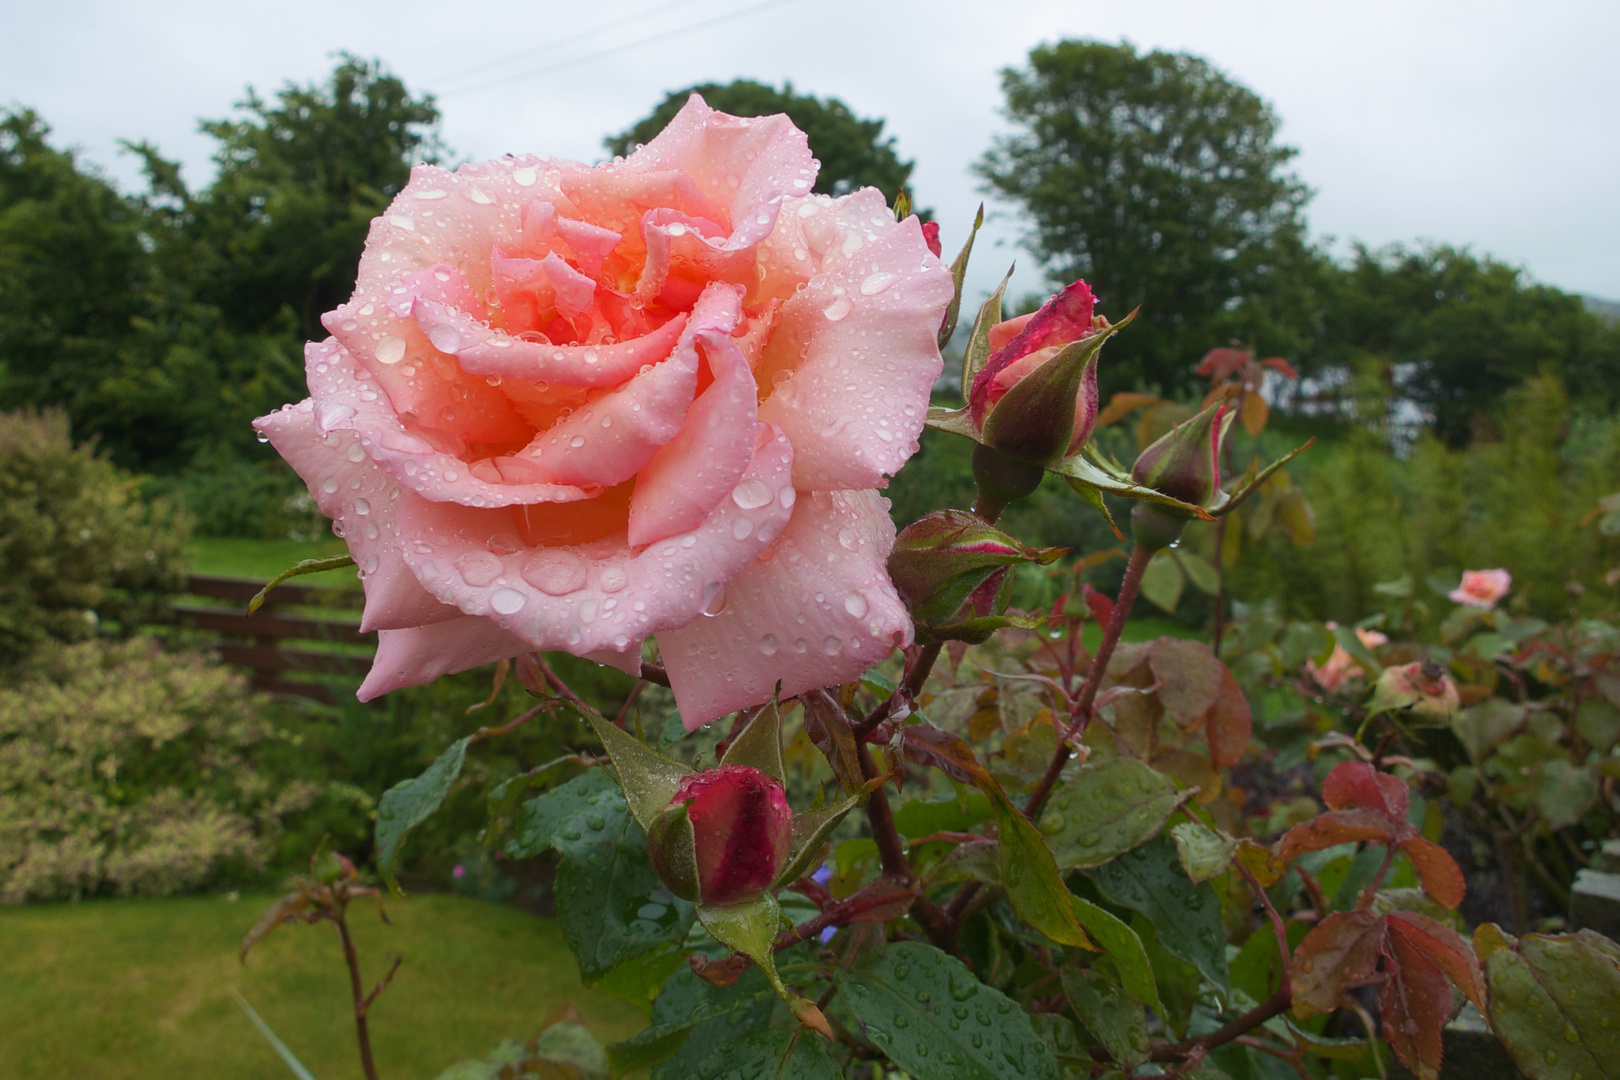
[0,893,646,1080]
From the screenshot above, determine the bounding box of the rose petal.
[757,191,952,490]
[302,338,593,508]
[627,325,760,547]
[389,424,795,661]
[253,399,460,634]
[516,283,740,487]
[358,615,534,701]
[971,279,1095,425]
[657,488,912,727]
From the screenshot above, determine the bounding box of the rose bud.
[646,764,793,906]
[968,280,1103,467]
[920,220,943,258]
[888,510,1065,643]
[1366,660,1461,720]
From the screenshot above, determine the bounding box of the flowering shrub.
[248,100,1618,1080]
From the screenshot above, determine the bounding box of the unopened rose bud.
[1130,401,1230,508]
[888,509,1064,642]
[1366,661,1460,720]
[969,280,1102,467]
[647,764,792,906]
[920,220,943,258]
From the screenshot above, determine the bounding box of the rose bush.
[255,96,953,725]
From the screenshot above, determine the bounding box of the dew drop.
[428,324,461,354]
[570,435,586,448]
[759,634,779,656]
[490,587,527,615]
[730,479,774,509]
[823,296,853,321]
[732,518,754,541]
[331,521,345,538]
[512,167,538,187]
[823,636,842,655]
[702,582,727,616]
[321,477,339,494]
[860,272,898,295]
[353,497,371,516]
[375,336,407,364]
[844,593,868,618]
[599,566,628,593]
[346,444,366,463]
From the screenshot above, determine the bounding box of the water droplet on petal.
[375,336,406,364]
[823,636,842,655]
[352,498,370,516]
[844,593,868,618]
[860,272,897,295]
[490,588,526,615]
[730,479,774,509]
[759,634,779,656]
[701,582,727,616]
[732,518,754,541]
[428,324,461,354]
[599,566,628,593]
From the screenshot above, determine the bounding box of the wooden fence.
[175,575,374,703]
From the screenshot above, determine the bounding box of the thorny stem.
[1212,516,1229,654]
[1024,543,1152,822]
[333,902,382,1080]
[854,643,942,739]
[613,679,648,730]
[1152,988,1292,1062]
[1237,859,1292,997]
[531,655,592,713]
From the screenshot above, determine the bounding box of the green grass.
[0,893,646,1080]
[187,537,359,589]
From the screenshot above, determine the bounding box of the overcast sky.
[5,0,1616,309]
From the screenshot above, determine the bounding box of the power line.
[430,0,713,89]
[437,0,802,98]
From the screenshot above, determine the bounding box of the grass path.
[0,892,645,1080]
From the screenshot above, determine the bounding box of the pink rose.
[1307,645,1360,692]
[253,96,953,726]
[1449,568,1511,608]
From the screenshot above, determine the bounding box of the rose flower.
[254,96,953,726]
[1449,568,1511,608]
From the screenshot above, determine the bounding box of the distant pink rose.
[1355,627,1389,649]
[1307,645,1360,692]
[1449,569,1511,608]
[254,96,953,726]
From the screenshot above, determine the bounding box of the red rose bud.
[646,764,792,906]
[1130,401,1232,508]
[969,281,1103,465]
[888,509,1064,641]
[920,219,943,258]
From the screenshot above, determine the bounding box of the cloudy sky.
[5,0,1616,306]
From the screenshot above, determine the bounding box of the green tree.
[978,39,1315,395]
[133,54,443,342]
[0,111,152,438]
[1309,244,1620,445]
[605,79,914,202]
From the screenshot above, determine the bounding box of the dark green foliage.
[978,40,1316,396]
[1305,243,1620,446]
[605,79,914,202]
[0,409,188,667]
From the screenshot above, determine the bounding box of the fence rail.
[175,574,374,703]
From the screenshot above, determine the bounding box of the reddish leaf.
[1322,761,1409,822]
[1260,356,1299,380]
[1291,910,1386,1018]
[1383,919,1452,1080]
[1149,638,1225,729]
[801,689,865,794]
[1273,808,1396,866]
[1399,837,1467,910]
[1195,346,1251,381]
[1204,667,1252,769]
[1082,583,1114,627]
[1386,911,1484,1013]
[837,878,918,924]
[902,723,991,786]
[240,891,314,962]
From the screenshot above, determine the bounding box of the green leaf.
[533,1020,610,1080]
[696,1029,844,1080]
[1085,836,1228,990]
[375,735,472,895]
[1061,965,1150,1068]
[834,942,1063,1080]
[1069,897,1161,1015]
[1064,476,1123,539]
[893,792,994,839]
[1531,759,1599,829]
[720,700,786,786]
[923,839,1002,886]
[547,776,696,983]
[593,944,688,1016]
[1139,550,1185,613]
[1452,698,1525,764]
[939,204,984,351]
[233,990,317,1080]
[1476,926,1620,1080]
[610,967,772,1076]
[581,710,691,831]
[506,769,619,858]
[773,791,865,889]
[1170,821,1238,884]
[1175,550,1220,596]
[989,785,1093,949]
[1038,759,1186,870]
[1029,1014,1094,1079]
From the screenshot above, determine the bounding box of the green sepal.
[914,611,1043,646]
[959,264,1014,401]
[646,801,701,903]
[1065,476,1123,540]
[718,699,786,787]
[1049,452,1215,519]
[1207,437,1315,518]
[772,790,867,889]
[580,710,692,831]
[939,203,984,350]
[698,896,828,1036]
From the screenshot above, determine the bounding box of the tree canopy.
[605,79,914,202]
[978,39,1315,395]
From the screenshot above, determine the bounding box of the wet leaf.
[1321,760,1409,819]
[699,896,828,1036]
[1086,836,1228,989]
[609,967,772,1076]
[773,790,865,889]
[1149,638,1224,728]
[1531,759,1599,829]
[1383,915,1450,1080]
[1452,699,1525,764]
[923,839,1002,886]
[1040,759,1186,870]
[1061,965,1149,1067]
[581,711,691,831]
[801,690,865,794]
[695,1028,843,1080]
[1400,836,1467,909]
[1170,821,1237,884]
[1272,808,1396,866]
[720,701,787,787]
[835,942,1063,1080]
[1070,897,1161,1014]
[1290,910,1384,1019]
[1204,667,1252,769]
[1474,925,1620,1080]
[375,735,472,895]
[1386,912,1484,1013]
